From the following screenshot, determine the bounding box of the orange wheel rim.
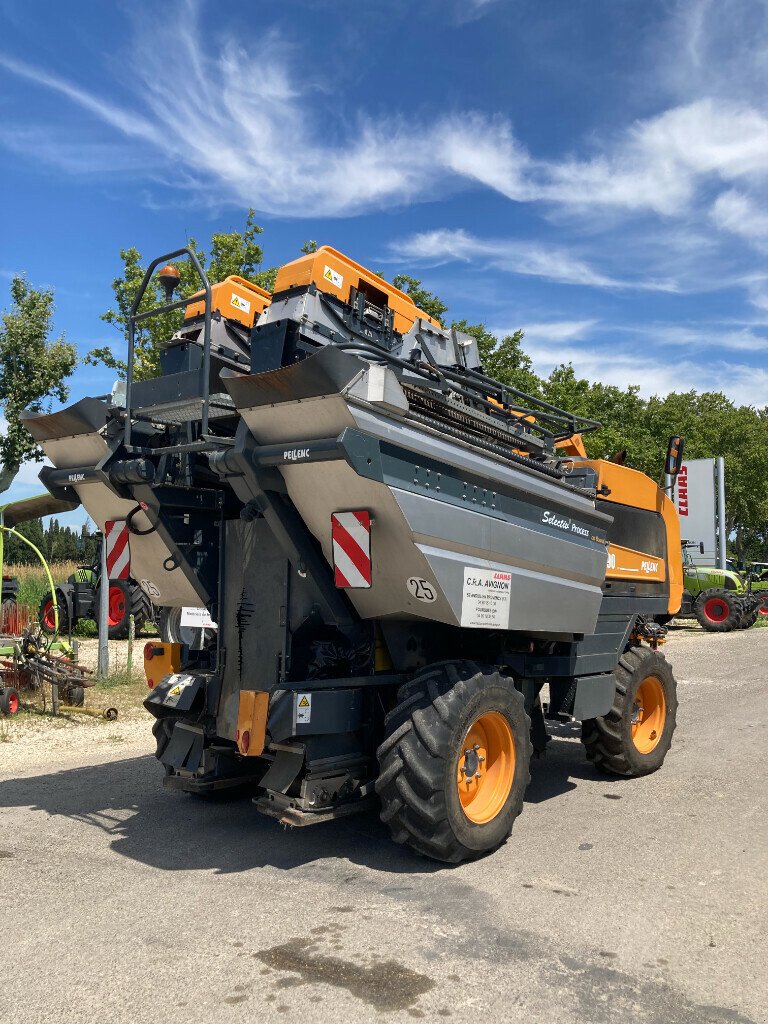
[631,676,666,754]
[456,711,515,824]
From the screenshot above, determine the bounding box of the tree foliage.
[392,275,449,327]
[0,276,77,494]
[3,517,101,565]
[90,209,277,381]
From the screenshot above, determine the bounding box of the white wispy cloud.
[0,0,763,229]
[495,320,599,344]
[0,12,531,217]
[515,337,768,406]
[711,190,768,246]
[387,229,679,291]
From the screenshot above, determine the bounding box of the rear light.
[144,642,155,661]
[147,678,154,688]
[242,730,250,753]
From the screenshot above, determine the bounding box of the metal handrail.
[125,247,212,446]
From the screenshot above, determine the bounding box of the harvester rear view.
[25,245,684,863]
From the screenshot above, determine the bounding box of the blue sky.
[1,0,767,521]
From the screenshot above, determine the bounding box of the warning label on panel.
[296,693,312,724]
[162,673,196,707]
[323,265,344,289]
[460,568,512,629]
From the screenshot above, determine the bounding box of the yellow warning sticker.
[231,293,251,314]
[323,265,343,290]
[296,692,312,724]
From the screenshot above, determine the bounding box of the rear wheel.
[757,594,768,618]
[96,580,149,639]
[0,687,20,716]
[376,661,532,863]
[694,589,740,632]
[582,646,677,777]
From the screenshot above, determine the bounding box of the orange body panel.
[583,459,683,615]
[236,690,270,757]
[606,543,666,582]
[273,246,442,335]
[143,642,181,689]
[185,275,271,330]
[557,433,587,457]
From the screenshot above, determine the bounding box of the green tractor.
[39,561,152,640]
[744,563,768,620]
[664,542,762,631]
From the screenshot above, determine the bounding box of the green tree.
[89,210,277,381]
[392,275,449,327]
[0,276,77,495]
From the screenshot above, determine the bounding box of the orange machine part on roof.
[273,245,442,335]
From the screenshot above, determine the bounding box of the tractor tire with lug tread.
[376,660,532,864]
[693,589,740,632]
[0,687,20,716]
[582,645,677,777]
[96,580,149,639]
[38,591,69,635]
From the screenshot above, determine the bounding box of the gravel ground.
[1,626,766,1024]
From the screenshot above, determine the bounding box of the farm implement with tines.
[25,244,685,862]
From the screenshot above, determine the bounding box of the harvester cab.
[25,244,686,863]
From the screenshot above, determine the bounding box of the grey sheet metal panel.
[391,488,607,586]
[23,402,207,608]
[280,458,458,625]
[418,543,603,634]
[350,405,610,527]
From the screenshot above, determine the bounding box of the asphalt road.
[2,628,766,1024]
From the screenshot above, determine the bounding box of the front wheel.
[38,592,69,635]
[0,687,20,716]
[582,646,678,777]
[376,661,532,864]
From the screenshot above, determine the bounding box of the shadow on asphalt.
[1,733,610,875]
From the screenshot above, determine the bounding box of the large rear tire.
[376,661,532,864]
[96,580,150,639]
[694,589,740,632]
[582,646,677,777]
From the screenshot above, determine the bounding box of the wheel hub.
[456,711,515,824]
[631,675,666,754]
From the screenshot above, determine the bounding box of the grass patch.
[4,561,79,610]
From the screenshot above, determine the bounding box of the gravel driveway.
[1,627,766,1024]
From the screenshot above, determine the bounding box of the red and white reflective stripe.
[105,520,131,580]
[332,511,372,589]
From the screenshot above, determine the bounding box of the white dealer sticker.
[180,607,218,629]
[231,293,251,314]
[162,673,197,708]
[461,567,512,629]
[296,693,312,724]
[323,265,344,289]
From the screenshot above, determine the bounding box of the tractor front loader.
[25,245,684,863]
